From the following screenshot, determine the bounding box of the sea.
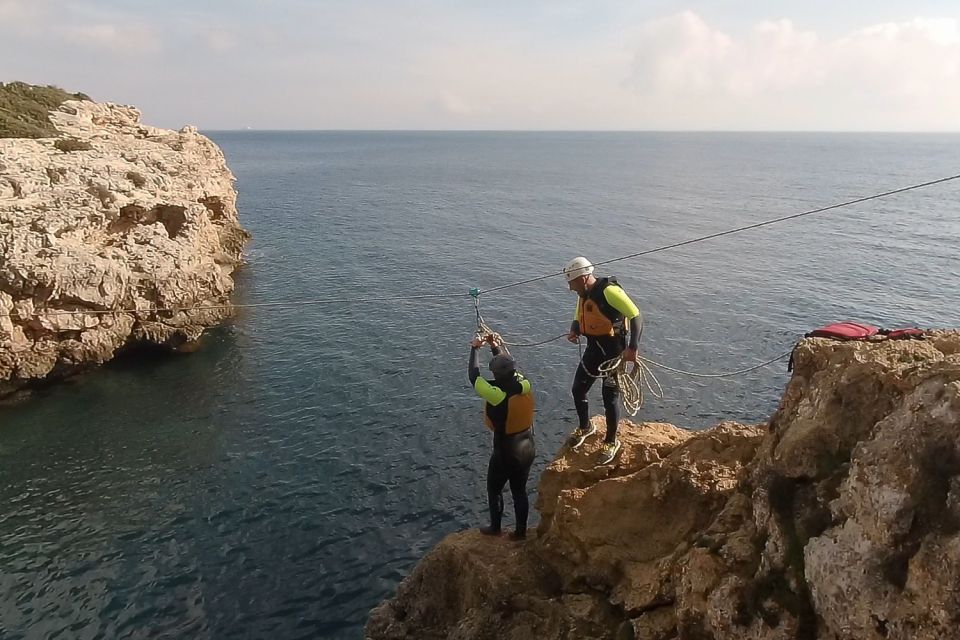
[1,132,958,639]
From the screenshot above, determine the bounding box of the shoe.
[568,423,597,449]
[479,525,502,536]
[598,439,622,465]
[509,530,526,541]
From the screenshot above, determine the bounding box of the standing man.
[468,335,536,540]
[564,256,642,464]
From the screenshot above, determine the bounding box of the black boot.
[480,493,503,536]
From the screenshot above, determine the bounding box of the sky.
[2,0,960,131]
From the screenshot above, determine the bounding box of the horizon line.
[198,128,960,134]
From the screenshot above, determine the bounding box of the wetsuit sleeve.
[603,285,640,319]
[474,378,507,405]
[571,299,581,335]
[468,347,480,385]
[604,285,642,349]
[628,315,641,349]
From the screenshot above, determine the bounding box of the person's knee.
[572,382,587,400]
[602,383,619,404]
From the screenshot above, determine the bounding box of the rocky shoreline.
[368,332,960,640]
[0,94,250,398]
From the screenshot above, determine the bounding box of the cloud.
[623,13,960,129]
[0,0,36,20]
[436,91,489,117]
[205,31,237,53]
[58,23,162,54]
[0,1,161,55]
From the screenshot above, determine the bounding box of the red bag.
[806,322,879,340]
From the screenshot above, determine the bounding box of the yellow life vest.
[483,391,535,434]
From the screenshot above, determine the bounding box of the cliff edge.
[0,87,250,397]
[368,331,960,640]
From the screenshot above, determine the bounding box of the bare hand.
[471,337,484,348]
[567,331,579,343]
[622,347,637,362]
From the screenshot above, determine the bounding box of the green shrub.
[0,81,91,139]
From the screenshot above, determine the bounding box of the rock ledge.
[369,331,960,640]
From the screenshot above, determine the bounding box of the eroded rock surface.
[0,99,250,396]
[368,332,960,640]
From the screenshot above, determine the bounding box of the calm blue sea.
[1,132,958,639]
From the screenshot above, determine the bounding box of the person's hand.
[567,331,579,343]
[622,347,637,362]
[471,337,484,348]
[485,334,496,346]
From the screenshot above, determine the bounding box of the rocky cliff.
[368,331,960,640]
[0,94,250,398]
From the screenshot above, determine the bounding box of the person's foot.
[508,530,526,541]
[479,525,502,536]
[598,439,622,465]
[568,423,597,449]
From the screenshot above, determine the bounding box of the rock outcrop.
[0,97,250,397]
[368,331,960,640]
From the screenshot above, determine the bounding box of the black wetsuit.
[469,347,536,536]
[572,334,626,443]
[571,281,641,444]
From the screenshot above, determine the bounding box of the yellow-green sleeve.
[520,378,531,395]
[572,299,581,322]
[603,285,640,319]
[474,378,507,405]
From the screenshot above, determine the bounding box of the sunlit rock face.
[0,99,250,397]
[368,332,960,640]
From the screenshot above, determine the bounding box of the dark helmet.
[489,354,516,378]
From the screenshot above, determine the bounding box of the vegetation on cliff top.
[0,81,91,139]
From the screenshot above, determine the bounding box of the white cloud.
[206,31,237,53]
[622,13,960,129]
[58,23,161,54]
[3,3,959,130]
[437,91,484,116]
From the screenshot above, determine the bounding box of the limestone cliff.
[0,96,250,397]
[367,331,960,640]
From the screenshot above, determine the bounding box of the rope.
[11,291,469,319]
[472,296,565,348]
[577,344,792,414]
[477,172,960,296]
[7,173,959,319]
[640,349,794,378]
[587,354,663,416]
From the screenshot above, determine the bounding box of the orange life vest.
[483,385,535,434]
[579,277,625,337]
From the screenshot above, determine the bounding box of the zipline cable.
[16,291,470,318]
[478,172,960,295]
[9,172,959,319]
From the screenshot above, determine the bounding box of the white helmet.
[563,256,594,282]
